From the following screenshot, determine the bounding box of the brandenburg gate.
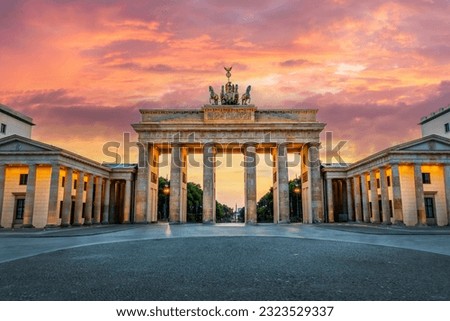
[132,68,325,224]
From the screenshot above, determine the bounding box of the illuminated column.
[61,167,73,227]
[102,179,111,224]
[326,178,334,223]
[73,171,85,226]
[46,164,60,226]
[244,144,257,224]
[353,176,362,222]
[134,142,148,223]
[414,164,426,225]
[0,164,4,227]
[445,165,450,225]
[147,145,160,223]
[379,166,391,224]
[309,143,323,223]
[273,144,290,223]
[169,145,187,223]
[369,170,380,223]
[84,174,94,225]
[22,164,37,227]
[123,179,131,223]
[360,173,370,223]
[346,178,354,221]
[390,163,403,224]
[93,176,102,224]
[203,143,216,223]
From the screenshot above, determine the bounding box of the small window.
[424,197,435,218]
[73,179,77,190]
[422,173,431,184]
[0,123,6,134]
[367,181,371,190]
[445,123,450,133]
[19,174,28,185]
[61,177,65,188]
[15,198,25,220]
[376,178,380,189]
[387,176,391,187]
[84,181,87,191]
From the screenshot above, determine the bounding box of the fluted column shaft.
[73,171,85,226]
[61,168,73,227]
[23,164,37,227]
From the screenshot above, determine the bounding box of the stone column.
[61,167,73,227]
[360,173,370,223]
[22,164,37,227]
[445,165,450,225]
[0,165,5,227]
[203,143,216,223]
[102,179,111,224]
[353,176,362,222]
[391,163,403,224]
[244,144,257,224]
[346,178,354,221]
[379,166,391,224]
[134,142,148,223]
[169,145,187,223]
[122,179,131,223]
[414,164,426,225]
[148,145,160,223]
[93,176,102,224]
[72,171,85,226]
[326,178,334,223]
[369,170,380,223]
[83,174,94,225]
[46,164,60,226]
[273,144,290,223]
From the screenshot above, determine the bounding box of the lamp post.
[294,175,301,222]
[163,180,170,220]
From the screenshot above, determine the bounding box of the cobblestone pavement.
[1,223,450,300]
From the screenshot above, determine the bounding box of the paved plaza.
[1,223,450,300]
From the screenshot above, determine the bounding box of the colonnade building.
[0,80,449,228]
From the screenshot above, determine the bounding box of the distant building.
[420,105,450,138]
[0,104,34,139]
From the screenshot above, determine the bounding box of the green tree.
[187,182,203,222]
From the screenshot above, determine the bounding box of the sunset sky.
[1,0,449,206]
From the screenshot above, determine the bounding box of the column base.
[381,221,392,225]
[101,221,109,225]
[21,224,34,228]
[45,224,59,228]
[122,221,130,224]
[83,221,92,226]
[245,221,257,225]
[60,223,70,228]
[72,223,82,227]
[278,220,290,224]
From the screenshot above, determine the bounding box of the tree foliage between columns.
[256,179,303,223]
[157,176,233,222]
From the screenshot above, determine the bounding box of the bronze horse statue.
[241,85,251,105]
[209,86,219,105]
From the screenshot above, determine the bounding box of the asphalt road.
[1,236,449,300]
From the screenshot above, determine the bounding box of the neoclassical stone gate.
[132,105,326,224]
[132,73,325,224]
